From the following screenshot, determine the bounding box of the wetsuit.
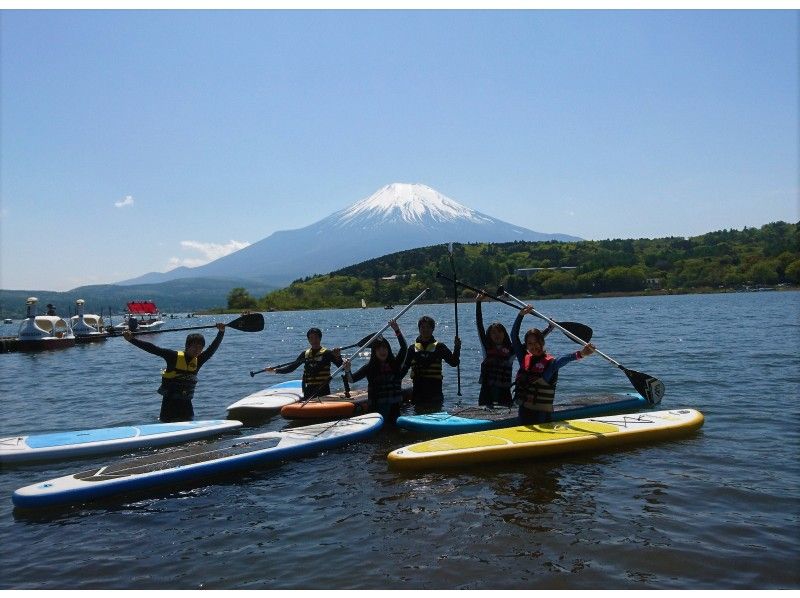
[275,347,344,398]
[347,332,408,425]
[510,312,581,424]
[126,329,224,422]
[401,335,460,405]
[476,301,515,407]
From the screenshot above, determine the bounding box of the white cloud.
[167,239,251,269]
[115,195,135,208]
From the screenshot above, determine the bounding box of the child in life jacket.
[123,323,225,422]
[342,319,407,425]
[401,315,461,405]
[475,291,516,407]
[511,305,596,424]
[266,327,343,398]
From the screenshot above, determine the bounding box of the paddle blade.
[227,313,264,332]
[558,321,593,343]
[623,367,665,405]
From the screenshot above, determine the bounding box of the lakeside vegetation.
[226,221,800,311]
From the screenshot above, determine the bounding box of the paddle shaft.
[500,288,620,361]
[447,245,462,396]
[435,272,521,309]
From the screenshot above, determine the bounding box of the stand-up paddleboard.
[280,390,370,421]
[388,408,704,471]
[13,413,383,509]
[0,420,243,465]
[226,380,304,420]
[396,392,650,435]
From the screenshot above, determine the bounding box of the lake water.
[1,291,798,589]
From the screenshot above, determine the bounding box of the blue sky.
[1,9,797,291]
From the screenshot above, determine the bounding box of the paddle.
[447,243,462,396]
[302,287,430,402]
[496,286,593,343]
[434,272,593,343]
[249,331,380,377]
[129,312,264,336]
[500,287,665,405]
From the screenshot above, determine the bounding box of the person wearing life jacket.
[342,319,407,425]
[266,327,343,398]
[475,292,515,407]
[511,305,595,424]
[123,323,226,422]
[400,315,461,406]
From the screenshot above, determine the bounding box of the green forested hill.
[237,221,799,311]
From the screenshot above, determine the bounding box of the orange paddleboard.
[280,389,370,420]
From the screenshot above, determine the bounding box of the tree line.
[227,221,800,311]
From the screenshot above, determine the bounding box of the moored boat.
[70,299,108,343]
[1,297,76,352]
[106,300,165,335]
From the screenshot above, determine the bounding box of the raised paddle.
[434,272,593,343]
[129,312,264,336]
[302,288,430,403]
[447,243,462,396]
[500,287,665,405]
[496,286,593,343]
[249,331,381,377]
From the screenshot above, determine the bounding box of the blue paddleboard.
[0,420,243,465]
[12,413,383,508]
[396,393,650,435]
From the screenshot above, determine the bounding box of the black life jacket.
[480,345,513,388]
[368,361,403,404]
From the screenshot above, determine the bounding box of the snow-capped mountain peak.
[336,183,489,225]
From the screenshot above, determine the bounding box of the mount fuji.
[119,183,582,287]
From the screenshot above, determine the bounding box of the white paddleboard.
[13,413,383,509]
[226,379,304,418]
[0,419,243,465]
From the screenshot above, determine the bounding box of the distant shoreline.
[201,285,799,314]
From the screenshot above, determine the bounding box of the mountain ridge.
[118,183,581,286]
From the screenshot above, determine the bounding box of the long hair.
[484,321,512,351]
[367,335,401,372]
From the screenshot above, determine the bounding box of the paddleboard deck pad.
[280,389,370,420]
[0,420,243,465]
[13,413,383,509]
[388,408,704,471]
[396,393,650,435]
[226,380,304,419]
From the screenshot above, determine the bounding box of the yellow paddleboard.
[388,408,704,471]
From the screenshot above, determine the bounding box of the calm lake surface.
[1,291,798,589]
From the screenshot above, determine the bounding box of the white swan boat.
[12,297,76,351]
[70,299,108,343]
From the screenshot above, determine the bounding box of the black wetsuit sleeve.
[511,311,526,363]
[349,362,370,383]
[476,301,488,350]
[126,336,177,368]
[274,352,306,374]
[328,350,344,368]
[197,329,224,369]
[437,343,460,367]
[399,344,415,378]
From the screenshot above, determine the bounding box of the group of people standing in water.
[262,293,596,426]
[123,294,596,425]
